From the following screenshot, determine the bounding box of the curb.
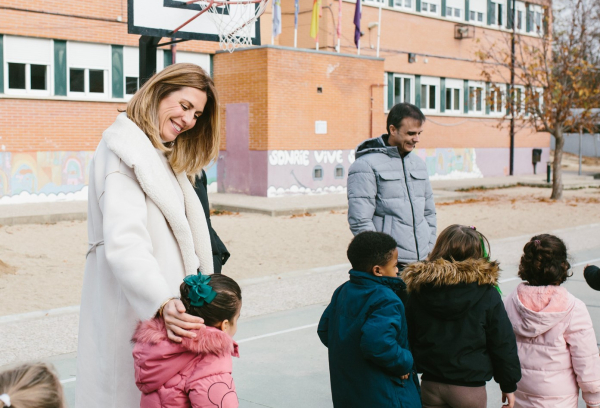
[0,212,87,226]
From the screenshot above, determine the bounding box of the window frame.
[4,60,51,96]
[489,84,505,116]
[393,74,415,107]
[421,0,441,15]
[67,67,109,98]
[468,81,485,115]
[420,76,440,113]
[468,0,486,25]
[393,0,415,11]
[446,6,463,20]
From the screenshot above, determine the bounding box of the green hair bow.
[183,273,217,307]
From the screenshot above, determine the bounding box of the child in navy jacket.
[318,231,421,408]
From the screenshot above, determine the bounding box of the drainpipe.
[370,84,385,139]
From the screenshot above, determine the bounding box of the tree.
[478,0,600,199]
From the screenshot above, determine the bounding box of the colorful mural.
[0,151,221,200]
[415,148,483,180]
[0,151,95,199]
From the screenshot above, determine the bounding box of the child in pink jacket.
[132,273,241,408]
[504,234,600,408]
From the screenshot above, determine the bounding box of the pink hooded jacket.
[132,318,239,408]
[504,283,600,408]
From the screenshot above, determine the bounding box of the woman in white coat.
[75,63,220,407]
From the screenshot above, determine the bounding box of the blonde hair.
[126,63,220,177]
[0,363,65,408]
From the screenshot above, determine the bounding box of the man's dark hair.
[347,231,398,273]
[386,103,426,135]
[518,234,572,286]
[180,274,242,327]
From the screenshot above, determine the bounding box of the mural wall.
[0,151,95,202]
[265,147,488,197]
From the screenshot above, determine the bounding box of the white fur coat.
[75,113,213,407]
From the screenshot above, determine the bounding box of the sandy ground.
[1,185,600,316]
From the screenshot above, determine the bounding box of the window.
[335,165,344,179]
[517,10,523,29]
[8,62,48,92]
[421,84,437,111]
[515,88,522,114]
[489,2,503,25]
[394,0,413,9]
[535,11,542,33]
[313,166,323,180]
[447,6,462,18]
[8,63,25,89]
[445,88,461,112]
[478,12,483,21]
[69,68,107,94]
[3,36,52,95]
[490,87,504,113]
[126,77,139,95]
[67,42,111,98]
[421,1,439,14]
[393,75,413,106]
[469,86,483,112]
[89,70,104,93]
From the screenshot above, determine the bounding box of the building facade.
[0,0,550,200]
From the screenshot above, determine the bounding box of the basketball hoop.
[173,0,268,52]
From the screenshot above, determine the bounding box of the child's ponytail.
[518,234,572,286]
[0,363,65,408]
[180,273,242,327]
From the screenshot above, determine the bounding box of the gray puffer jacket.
[347,135,436,263]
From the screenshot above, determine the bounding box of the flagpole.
[294,0,299,48]
[337,0,342,52]
[376,6,381,57]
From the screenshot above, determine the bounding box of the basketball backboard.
[127,0,262,45]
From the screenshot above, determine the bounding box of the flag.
[310,0,322,39]
[272,0,282,38]
[294,0,299,30]
[353,0,362,47]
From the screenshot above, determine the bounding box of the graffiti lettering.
[314,150,343,164]
[268,150,310,166]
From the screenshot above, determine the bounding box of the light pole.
[509,0,516,175]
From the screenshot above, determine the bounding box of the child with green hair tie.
[132,273,242,408]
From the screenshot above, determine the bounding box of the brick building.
[0,0,550,199]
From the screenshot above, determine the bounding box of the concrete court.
[14,223,597,408]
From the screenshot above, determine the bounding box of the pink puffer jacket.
[132,318,239,408]
[504,283,600,408]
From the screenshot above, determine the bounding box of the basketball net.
[176,0,269,52]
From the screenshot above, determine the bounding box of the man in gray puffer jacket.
[348,103,436,266]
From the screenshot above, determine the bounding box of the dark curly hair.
[180,274,242,328]
[347,231,398,273]
[518,234,572,286]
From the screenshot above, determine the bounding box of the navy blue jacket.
[318,270,421,408]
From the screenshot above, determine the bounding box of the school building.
[0,0,550,200]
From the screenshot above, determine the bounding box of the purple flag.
[294,0,299,29]
[353,0,361,47]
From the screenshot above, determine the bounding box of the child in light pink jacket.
[132,273,241,408]
[504,234,600,408]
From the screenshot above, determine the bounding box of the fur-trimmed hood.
[402,258,500,320]
[103,113,213,276]
[132,318,238,357]
[402,258,499,293]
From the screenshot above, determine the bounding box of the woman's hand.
[162,298,205,342]
[399,373,409,380]
[502,392,515,408]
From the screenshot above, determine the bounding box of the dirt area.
[1,185,600,316]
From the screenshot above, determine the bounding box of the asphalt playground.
[6,223,593,408]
